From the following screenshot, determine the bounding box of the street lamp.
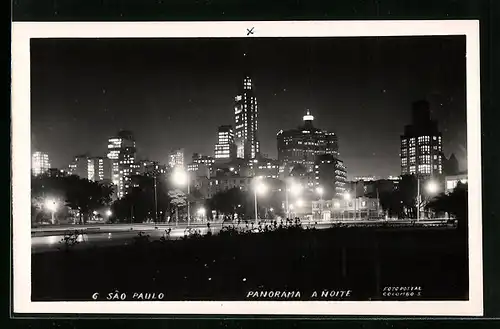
[284,179,302,219]
[45,199,58,224]
[333,201,341,221]
[316,186,324,221]
[416,177,440,221]
[105,209,112,217]
[197,207,206,222]
[172,168,191,225]
[290,182,302,196]
[426,181,439,194]
[343,192,352,220]
[254,179,267,224]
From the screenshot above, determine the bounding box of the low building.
[139,160,167,176]
[312,197,382,221]
[254,157,279,179]
[445,172,468,193]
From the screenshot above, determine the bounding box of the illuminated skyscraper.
[168,148,185,169]
[214,125,236,162]
[400,100,443,176]
[68,154,89,178]
[277,110,339,173]
[107,130,138,198]
[31,151,50,176]
[234,76,260,160]
[68,155,110,182]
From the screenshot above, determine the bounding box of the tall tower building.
[277,110,339,173]
[107,130,138,198]
[400,100,443,177]
[234,76,260,160]
[31,151,50,176]
[214,125,236,162]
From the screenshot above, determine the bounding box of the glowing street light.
[290,183,302,196]
[316,186,324,221]
[284,179,302,219]
[426,180,439,194]
[343,192,351,201]
[172,168,191,225]
[417,176,440,221]
[105,209,112,217]
[45,199,58,224]
[197,207,206,222]
[254,179,268,224]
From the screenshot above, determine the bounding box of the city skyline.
[31,36,467,178]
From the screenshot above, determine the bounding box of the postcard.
[11,20,482,316]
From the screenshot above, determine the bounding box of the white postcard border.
[11,20,483,316]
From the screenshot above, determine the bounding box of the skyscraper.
[168,148,185,169]
[68,155,110,182]
[31,151,50,176]
[88,157,110,181]
[234,76,260,160]
[277,110,339,173]
[107,130,138,198]
[214,125,236,162]
[68,154,89,178]
[400,100,443,176]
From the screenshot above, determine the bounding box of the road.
[31,219,452,254]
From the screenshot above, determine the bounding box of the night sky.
[31,36,467,178]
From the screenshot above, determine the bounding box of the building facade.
[139,160,167,177]
[107,130,138,199]
[312,196,381,221]
[445,172,468,193]
[68,154,109,181]
[32,151,51,176]
[314,154,348,199]
[400,100,444,177]
[88,157,110,181]
[277,110,339,173]
[214,125,236,162]
[168,148,185,169]
[234,76,260,160]
[254,158,280,179]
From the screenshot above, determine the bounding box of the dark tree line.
[31,174,114,224]
[426,182,468,229]
[208,187,284,222]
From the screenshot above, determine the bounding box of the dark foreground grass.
[31,225,468,301]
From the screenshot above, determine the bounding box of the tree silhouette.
[168,189,186,223]
[31,174,114,225]
[210,187,249,221]
[426,182,468,230]
[65,176,114,224]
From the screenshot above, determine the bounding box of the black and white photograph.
[12,21,482,316]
